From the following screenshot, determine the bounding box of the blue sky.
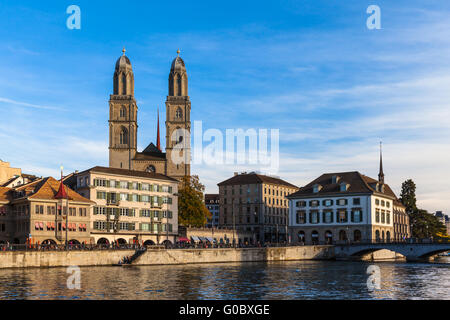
[1,1,450,213]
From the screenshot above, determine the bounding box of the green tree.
[178,175,212,227]
[399,179,417,214]
[409,209,447,238]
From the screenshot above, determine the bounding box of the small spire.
[177,49,180,57]
[378,141,384,184]
[55,165,68,199]
[156,107,161,152]
[122,47,126,55]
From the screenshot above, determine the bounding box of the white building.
[287,171,397,244]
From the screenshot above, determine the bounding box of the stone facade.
[218,172,298,243]
[393,201,411,241]
[108,50,190,181]
[0,160,21,185]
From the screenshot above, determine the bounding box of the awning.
[191,236,200,242]
[206,237,214,243]
[178,237,190,242]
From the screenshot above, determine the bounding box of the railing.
[0,243,143,252]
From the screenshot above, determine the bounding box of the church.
[108,49,191,181]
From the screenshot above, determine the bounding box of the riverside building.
[69,166,179,246]
[0,176,93,245]
[217,172,298,244]
[287,150,405,244]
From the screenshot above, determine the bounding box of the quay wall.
[0,246,404,269]
[0,250,135,269]
[134,245,334,266]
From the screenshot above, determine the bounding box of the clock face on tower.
[146,165,156,173]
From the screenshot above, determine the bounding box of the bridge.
[334,241,450,262]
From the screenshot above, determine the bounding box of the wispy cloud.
[0,97,63,111]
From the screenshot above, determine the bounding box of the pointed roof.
[378,142,385,184]
[157,108,161,152]
[142,142,162,154]
[13,177,93,203]
[54,179,68,199]
[287,171,397,199]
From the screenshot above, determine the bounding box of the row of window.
[93,221,173,232]
[295,209,363,224]
[295,198,361,208]
[375,198,391,208]
[34,205,87,217]
[93,179,173,193]
[96,192,173,204]
[93,207,173,219]
[375,210,391,224]
[34,222,87,232]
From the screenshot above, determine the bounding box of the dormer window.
[313,184,322,193]
[340,182,350,192]
[331,175,340,184]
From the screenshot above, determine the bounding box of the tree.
[409,209,447,238]
[400,179,447,238]
[178,175,212,227]
[400,179,417,214]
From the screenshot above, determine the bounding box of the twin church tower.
[108,49,191,180]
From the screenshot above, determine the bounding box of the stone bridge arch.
[336,243,450,262]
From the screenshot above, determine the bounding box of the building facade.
[205,194,219,228]
[288,171,399,245]
[218,172,298,244]
[108,49,190,181]
[0,160,21,185]
[393,200,410,241]
[0,177,93,245]
[69,166,179,245]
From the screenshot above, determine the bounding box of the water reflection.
[0,258,448,300]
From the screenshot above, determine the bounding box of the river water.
[0,258,448,300]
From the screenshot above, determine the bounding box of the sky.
[0,1,450,213]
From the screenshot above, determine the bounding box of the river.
[0,257,448,300]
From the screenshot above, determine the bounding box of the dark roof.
[1,176,20,187]
[287,171,397,199]
[218,173,298,189]
[133,151,166,161]
[0,187,11,202]
[78,166,178,182]
[205,194,219,203]
[142,142,162,154]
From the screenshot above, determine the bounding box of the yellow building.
[0,160,21,185]
[69,166,179,246]
[2,177,93,245]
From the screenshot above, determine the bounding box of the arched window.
[145,165,156,173]
[354,230,362,242]
[386,231,391,243]
[375,230,380,242]
[120,106,126,118]
[325,231,333,244]
[298,231,305,243]
[177,74,182,96]
[122,73,127,95]
[339,230,347,241]
[176,107,183,119]
[120,127,128,145]
[311,230,319,245]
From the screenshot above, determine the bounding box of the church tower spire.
[108,48,138,170]
[157,107,161,152]
[165,49,191,180]
[378,141,384,184]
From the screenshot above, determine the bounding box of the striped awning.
[191,236,200,242]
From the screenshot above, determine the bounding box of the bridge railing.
[331,238,450,246]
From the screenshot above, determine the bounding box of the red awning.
[178,237,190,242]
